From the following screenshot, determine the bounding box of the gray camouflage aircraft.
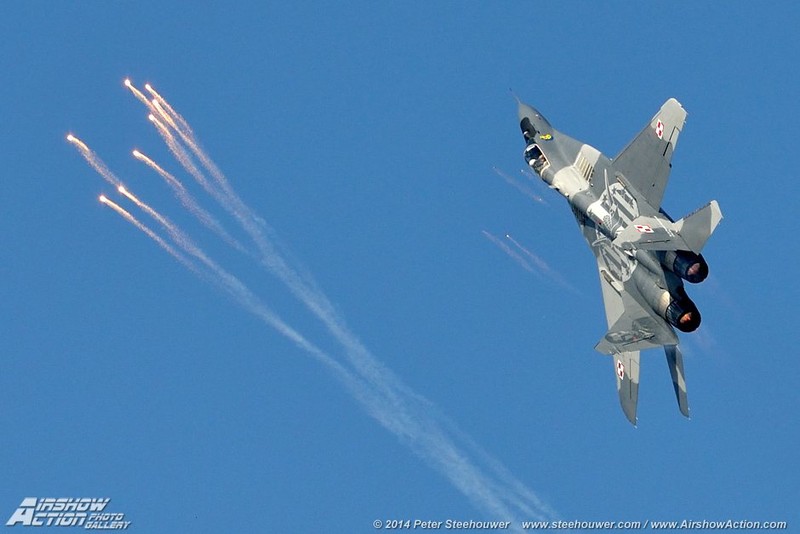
[517,98,722,425]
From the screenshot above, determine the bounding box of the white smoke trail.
[145,83,196,144]
[110,179,551,523]
[506,234,551,272]
[193,166,553,522]
[151,99,179,131]
[116,84,558,523]
[482,230,535,273]
[133,150,248,254]
[99,195,196,274]
[506,234,579,295]
[97,178,339,376]
[492,167,546,205]
[105,192,360,384]
[67,135,123,188]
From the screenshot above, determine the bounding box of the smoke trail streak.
[113,185,233,285]
[112,86,558,522]
[151,99,178,130]
[145,83,195,143]
[146,89,353,318]
[147,114,224,206]
[133,150,247,253]
[148,113,175,141]
[106,176,541,522]
[144,85,247,211]
[117,185,175,233]
[141,95,325,300]
[151,125,265,262]
[142,113,253,251]
[100,195,193,271]
[492,167,545,205]
[505,234,550,272]
[133,150,184,190]
[152,92,555,522]
[67,135,123,188]
[67,130,220,269]
[154,107,418,410]
[105,183,329,365]
[506,234,579,295]
[110,167,546,521]
[118,195,549,524]
[103,192,363,387]
[483,230,535,273]
[180,165,554,522]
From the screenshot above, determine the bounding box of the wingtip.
[624,409,638,427]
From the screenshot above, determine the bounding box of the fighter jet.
[517,98,722,425]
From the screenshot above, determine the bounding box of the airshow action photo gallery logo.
[6,498,131,529]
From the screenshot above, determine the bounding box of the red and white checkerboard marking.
[617,360,625,380]
[655,119,664,139]
[635,224,654,234]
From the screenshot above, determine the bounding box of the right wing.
[613,98,687,210]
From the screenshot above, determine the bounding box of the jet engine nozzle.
[665,296,701,332]
[663,251,709,284]
[633,270,702,333]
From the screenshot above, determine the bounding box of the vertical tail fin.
[612,200,723,254]
[613,351,640,426]
[665,345,690,418]
[673,200,723,253]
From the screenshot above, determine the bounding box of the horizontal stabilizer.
[612,200,722,253]
[596,299,679,355]
[665,345,690,418]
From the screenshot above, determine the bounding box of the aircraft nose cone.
[517,101,538,122]
[517,100,553,135]
[517,101,550,125]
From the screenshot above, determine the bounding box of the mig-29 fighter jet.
[517,98,722,425]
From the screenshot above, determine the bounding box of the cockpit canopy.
[520,117,538,143]
[524,143,549,174]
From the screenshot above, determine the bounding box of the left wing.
[613,98,687,210]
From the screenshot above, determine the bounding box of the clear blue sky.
[2,2,798,532]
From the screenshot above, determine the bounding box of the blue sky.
[2,2,798,532]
